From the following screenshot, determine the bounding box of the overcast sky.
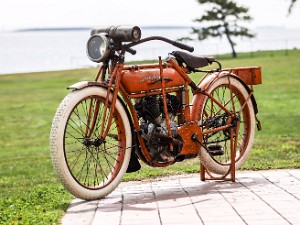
[0,0,300,31]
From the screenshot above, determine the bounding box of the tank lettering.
[139,75,160,83]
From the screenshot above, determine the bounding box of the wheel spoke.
[201,81,252,166]
[63,95,126,190]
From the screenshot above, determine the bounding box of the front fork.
[84,64,122,141]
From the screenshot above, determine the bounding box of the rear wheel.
[50,87,131,200]
[196,75,255,175]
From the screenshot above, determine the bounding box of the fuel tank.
[121,68,185,94]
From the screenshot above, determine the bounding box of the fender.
[67,80,141,172]
[191,72,259,121]
[67,81,108,91]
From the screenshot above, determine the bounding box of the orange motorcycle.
[50,26,262,200]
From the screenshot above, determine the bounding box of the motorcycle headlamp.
[86,34,111,63]
[91,26,141,42]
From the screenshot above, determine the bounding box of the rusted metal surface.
[121,67,185,94]
[177,123,202,155]
[223,66,262,85]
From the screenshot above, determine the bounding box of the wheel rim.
[63,95,126,190]
[201,84,251,166]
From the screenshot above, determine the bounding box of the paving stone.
[61,170,300,225]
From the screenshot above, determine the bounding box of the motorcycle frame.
[85,56,256,168]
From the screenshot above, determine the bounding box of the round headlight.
[86,34,110,62]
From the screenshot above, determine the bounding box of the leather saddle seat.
[172,51,215,69]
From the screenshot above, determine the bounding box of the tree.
[288,0,297,14]
[192,0,255,58]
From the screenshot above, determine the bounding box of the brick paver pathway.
[61,170,300,225]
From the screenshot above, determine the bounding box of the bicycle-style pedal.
[207,145,224,156]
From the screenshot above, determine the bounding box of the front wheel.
[194,75,255,175]
[50,87,132,200]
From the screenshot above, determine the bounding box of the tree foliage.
[192,0,255,58]
[288,0,297,14]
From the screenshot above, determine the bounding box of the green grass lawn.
[0,50,300,224]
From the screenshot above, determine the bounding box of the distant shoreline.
[1,27,300,75]
[13,25,300,33]
[1,49,299,76]
[15,26,191,33]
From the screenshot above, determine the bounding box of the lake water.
[1,27,300,75]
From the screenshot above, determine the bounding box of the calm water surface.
[0,27,300,75]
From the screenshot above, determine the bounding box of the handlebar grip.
[125,47,137,55]
[172,41,194,52]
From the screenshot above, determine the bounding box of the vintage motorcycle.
[50,26,262,200]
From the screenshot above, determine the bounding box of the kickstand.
[192,133,236,182]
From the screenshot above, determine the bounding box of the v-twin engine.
[134,94,183,163]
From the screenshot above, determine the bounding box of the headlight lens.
[86,34,110,62]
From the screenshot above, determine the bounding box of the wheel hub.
[83,138,103,147]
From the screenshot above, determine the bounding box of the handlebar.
[123,36,194,54]
[124,46,137,55]
[171,40,194,52]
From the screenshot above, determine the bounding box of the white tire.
[50,87,132,200]
[197,76,255,175]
